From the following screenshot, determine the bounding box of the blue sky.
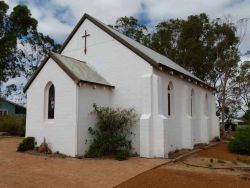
[6,0,250,54]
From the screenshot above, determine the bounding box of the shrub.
[0,115,25,136]
[17,137,35,152]
[228,126,250,155]
[85,104,137,160]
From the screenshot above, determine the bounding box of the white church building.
[24,14,219,158]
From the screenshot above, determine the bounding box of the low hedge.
[0,115,25,136]
[17,137,35,152]
[228,126,250,155]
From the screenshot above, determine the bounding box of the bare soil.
[117,142,250,188]
[0,137,168,188]
[196,142,239,160]
[116,167,250,188]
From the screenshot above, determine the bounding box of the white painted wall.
[77,85,113,155]
[61,19,153,154]
[26,59,77,156]
[153,68,219,156]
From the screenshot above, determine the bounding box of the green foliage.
[243,109,250,123]
[0,115,25,136]
[110,16,150,46]
[17,137,35,152]
[0,1,61,100]
[150,13,240,83]
[232,61,250,122]
[0,1,37,83]
[228,126,250,155]
[85,104,137,160]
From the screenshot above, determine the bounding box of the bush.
[228,126,250,155]
[17,137,35,152]
[0,115,25,136]
[85,104,137,160]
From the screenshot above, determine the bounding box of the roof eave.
[158,64,215,91]
[78,80,115,88]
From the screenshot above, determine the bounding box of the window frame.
[190,89,195,117]
[167,81,174,117]
[44,82,55,121]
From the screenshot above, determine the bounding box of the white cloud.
[5,0,250,52]
[142,0,250,52]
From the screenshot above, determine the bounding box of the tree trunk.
[221,73,228,138]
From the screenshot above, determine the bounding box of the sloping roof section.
[0,97,26,109]
[59,13,214,90]
[23,52,114,92]
[50,52,113,87]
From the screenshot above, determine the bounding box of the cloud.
[5,0,250,52]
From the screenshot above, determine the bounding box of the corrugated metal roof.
[50,52,114,87]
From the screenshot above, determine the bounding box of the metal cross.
[82,30,90,54]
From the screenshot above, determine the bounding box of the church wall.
[153,68,219,154]
[26,59,78,156]
[76,85,113,155]
[61,19,153,154]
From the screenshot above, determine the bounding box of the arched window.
[190,89,195,116]
[205,93,209,116]
[167,82,174,116]
[48,84,55,119]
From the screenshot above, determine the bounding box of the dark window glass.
[168,85,171,116]
[48,85,55,119]
[168,93,171,116]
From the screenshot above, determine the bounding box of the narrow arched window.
[190,89,194,116]
[167,82,174,116]
[205,93,209,116]
[48,84,55,119]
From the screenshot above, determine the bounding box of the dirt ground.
[117,142,250,188]
[116,167,250,188]
[196,142,241,161]
[0,137,168,188]
[1,137,250,188]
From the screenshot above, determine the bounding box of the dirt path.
[196,142,240,161]
[117,142,250,188]
[116,166,250,188]
[0,137,168,188]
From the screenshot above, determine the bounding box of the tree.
[0,1,37,85]
[151,14,216,81]
[0,1,61,103]
[232,61,250,116]
[242,107,250,123]
[110,16,150,46]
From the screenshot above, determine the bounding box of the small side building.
[0,97,26,117]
